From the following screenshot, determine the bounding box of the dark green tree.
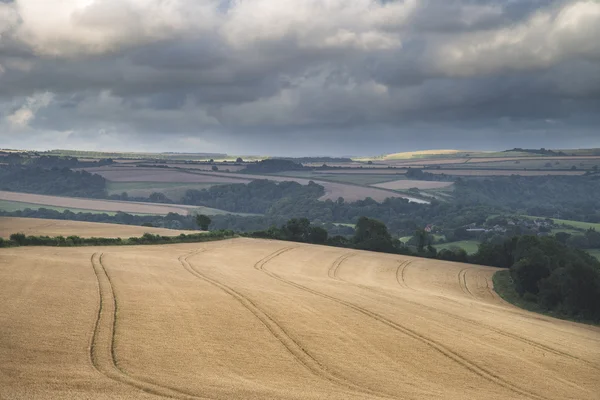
[196,214,212,230]
[353,217,394,252]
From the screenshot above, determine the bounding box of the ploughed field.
[1,238,598,399]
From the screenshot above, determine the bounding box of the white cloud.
[434,1,600,76]
[7,92,55,129]
[222,0,413,50]
[11,0,219,56]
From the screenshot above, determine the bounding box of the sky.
[0,0,599,156]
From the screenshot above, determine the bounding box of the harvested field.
[1,238,598,399]
[0,217,195,239]
[372,179,454,190]
[82,166,251,184]
[427,169,586,176]
[0,190,198,215]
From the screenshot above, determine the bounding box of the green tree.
[510,248,550,295]
[353,217,394,252]
[196,214,212,230]
[282,218,311,241]
[308,226,328,244]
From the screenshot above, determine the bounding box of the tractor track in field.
[256,251,550,400]
[182,249,393,400]
[458,268,475,298]
[331,262,599,374]
[395,260,414,290]
[89,252,214,400]
[327,253,355,280]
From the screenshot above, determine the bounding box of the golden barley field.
[1,238,598,399]
[0,217,196,239]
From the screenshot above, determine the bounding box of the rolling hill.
[1,236,597,399]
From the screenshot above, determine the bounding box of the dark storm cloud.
[0,0,599,155]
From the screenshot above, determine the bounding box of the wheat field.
[1,238,598,399]
[0,217,196,239]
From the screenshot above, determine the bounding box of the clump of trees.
[181,180,325,214]
[248,218,329,245]
[473,235,600,321]
[196,214,212,230]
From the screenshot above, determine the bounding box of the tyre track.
[182,249,393,400]
[392,263,600,364]
[327,253,355,280]
[458,268,475,298]
[90,252,214,400]
[395,260,413,290]
[344,271,599,373]
[257,251,549,400]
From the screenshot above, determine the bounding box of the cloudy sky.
[0,0,599,156]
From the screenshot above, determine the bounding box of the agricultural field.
[372,179,454,190]
[82,166,251,184]
[426,169,586,176]
[1,238,598,399]
[188,171,429,203]
[450,157,600,170]
[0,217,195,239]
[0,191,197,216]
[106,181,222,200]
[0,199,126,215]
[433,240,480,254]
[276,171,403,185]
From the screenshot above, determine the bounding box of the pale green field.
[433,240,480,254]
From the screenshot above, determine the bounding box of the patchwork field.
[186,171,429,203]
[1,237,598,399]
[0,217,195,239]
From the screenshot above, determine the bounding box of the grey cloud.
[0,0,599,154]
